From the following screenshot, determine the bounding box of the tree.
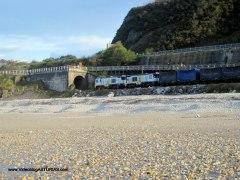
[28,55,84,69]
[100,41,137,66]
[0,60,30,71]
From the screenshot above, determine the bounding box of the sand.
[0,94,239,179]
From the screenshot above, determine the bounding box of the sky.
[0,0,149,61]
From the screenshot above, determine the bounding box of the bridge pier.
[26,71,69,92]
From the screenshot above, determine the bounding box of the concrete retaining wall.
[140,49,240,65]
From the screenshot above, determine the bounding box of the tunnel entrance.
[73,76,87,90]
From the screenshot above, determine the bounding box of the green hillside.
[113,0,240,52]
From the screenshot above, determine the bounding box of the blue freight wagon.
[222,66,240,80]
[200,68,222,82]
[177,69,198,83]
[159,71,177,85]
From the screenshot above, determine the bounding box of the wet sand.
[0,94,239,179]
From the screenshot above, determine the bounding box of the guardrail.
[138,43,240,57]
[0,63,239,76]
[0,66,70,76]
[0,65,89,76]
[88,63,240,72]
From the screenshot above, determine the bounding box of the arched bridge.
[0,63,240,92]
[0,66,89,92]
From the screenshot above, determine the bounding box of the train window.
[121,77,126,80]
[132,77,138,82]
[111,79,116,83]
[149,75,153,79]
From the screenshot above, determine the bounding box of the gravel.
[0,93,239,179]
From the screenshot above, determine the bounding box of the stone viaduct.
[0,66,91,92]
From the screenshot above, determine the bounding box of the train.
[94,66,240,89]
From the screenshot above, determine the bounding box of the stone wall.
[86,73,97,89]
[140,49,240,65]
[26,71,68,92]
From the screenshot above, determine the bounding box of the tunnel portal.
[73,76,87,90]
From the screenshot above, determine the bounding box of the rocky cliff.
[113,0,240,53]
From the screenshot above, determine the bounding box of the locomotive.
[95,66,240,89]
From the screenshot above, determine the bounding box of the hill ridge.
[112,0,240,53]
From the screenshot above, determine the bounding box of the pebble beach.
[0,93,239,179]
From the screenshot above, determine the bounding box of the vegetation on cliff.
[113,0,240,52]
[0,55,87,71]
[0,61,30,70]
[29,55,87,69]
[89,42,137,66]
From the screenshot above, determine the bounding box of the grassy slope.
[2,81,75,100]
[113,0,240,52]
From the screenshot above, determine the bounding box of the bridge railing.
[0,63,240,76]
[0,65,89,76]
[0,66,68,76]
[138,43,240,57]
[87,63,240,72]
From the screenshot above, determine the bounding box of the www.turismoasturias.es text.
[8,167,68,172]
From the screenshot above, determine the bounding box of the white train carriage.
[95,73,159,89]
[140,73,159,86]
[95,76,127,89]
[108,76,126,88]
[95,77,109,89]
[126,75,142,87]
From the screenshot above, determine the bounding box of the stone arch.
[73,76,87,90]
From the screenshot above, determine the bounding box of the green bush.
[29,55,85,69]
[0,61,29,71]
[0,75,15,91]
[98,41,137,66]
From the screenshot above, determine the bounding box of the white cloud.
[67,35,111,48]
[0,34,112,60]
[0,35,58,52]
[0,53,6,59]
